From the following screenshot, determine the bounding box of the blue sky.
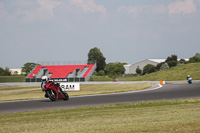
[0,0,200,68]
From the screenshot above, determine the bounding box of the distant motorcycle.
[42,80,69,101]
[187,77,192,84]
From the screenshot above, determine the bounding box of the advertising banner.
[60,82,80,91]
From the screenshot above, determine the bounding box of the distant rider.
[186,75,192,84]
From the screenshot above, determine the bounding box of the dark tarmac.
[0,83,200,113]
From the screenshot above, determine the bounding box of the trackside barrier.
[60,82,80,91]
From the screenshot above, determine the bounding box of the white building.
[9,69,25,75]
[124,59,189,74]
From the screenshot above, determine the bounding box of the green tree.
[97,70,105,76]
[189,56,200,63]
[142,64,156,75]
[165,54,177,62]
[105,62,125,79]
[0,67,11,76]
[167,61,177,67]
[88,47,106,72]
[22,62,38,75]
[136,66,142,75]
[4,67,11,76]
[194,53,200,58]
[156,62,164,70]
[178,59,186,64]
[0,67,5,76]
[189,53,200,63]
[165,54,178,67]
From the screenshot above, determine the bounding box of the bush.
[105,62,125,79]
[167,61,178,67]
[97,70,105,76]
[156,62,164,70]
[160,63,169,70]
[178,59,187,64]
[142,64,156,75]
[165,54,178,68]
[165,54,177,62]
[136,67,142,75]
[0,67,11,76]
[189,56,200,63]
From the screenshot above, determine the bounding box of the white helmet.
[42,75,48,81]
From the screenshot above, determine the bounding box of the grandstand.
[26,62,96,82]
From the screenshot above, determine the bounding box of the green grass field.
[0,83,152,101]
[0,75,26,83]
[89,75,113,81]
[1,63,200,132]
[1,98,200,133]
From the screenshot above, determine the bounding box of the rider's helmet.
[188,75,190,77]
[42,75,48,81]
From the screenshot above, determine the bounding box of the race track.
[0,83,200,113]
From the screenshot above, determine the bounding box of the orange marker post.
[159,81,165,85]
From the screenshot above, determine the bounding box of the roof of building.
[127,58,189,66]
[148,59,166,63]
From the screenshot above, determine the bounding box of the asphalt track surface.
[0,84,200,113]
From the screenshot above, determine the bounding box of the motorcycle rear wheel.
[46,89,57,101]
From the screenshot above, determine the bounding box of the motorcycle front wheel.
[46,89,57,101]
[59,88,69,101]
[62,91,69,101]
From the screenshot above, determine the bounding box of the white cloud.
[68,0,107,14]
[11,0,35,8]
[117,5,152,18]
[117,5,166,17]
[117,0,199,17]
[19,0,62,22]
[152,5,167,15]
[168,0,196,15]
[37,0,61,11]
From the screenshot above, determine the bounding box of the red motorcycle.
[42,80,69,101]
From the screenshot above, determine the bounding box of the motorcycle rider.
[187,75,192,84]
[41,74,49,98]
[41,74,48,91]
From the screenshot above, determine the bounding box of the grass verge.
[118,63,200,81]
[0,76,26,82]
[1,98,200,133]
[0,83,151,101]
[89,75,113,81]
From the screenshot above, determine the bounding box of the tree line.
[87,47,126,79]
[0,67,11,76]
[1,47,200,79]
[88,48,200,79]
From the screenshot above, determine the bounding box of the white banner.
[60,83,80,91]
